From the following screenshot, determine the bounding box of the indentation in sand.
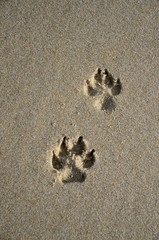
[51,136,96,184]
[84,68,122,113]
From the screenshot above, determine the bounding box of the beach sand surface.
[0,0,159,239]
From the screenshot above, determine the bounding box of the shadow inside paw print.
[84,68,122,113]
[111,78,122,96]
[52,136,96,184]
[72,136,86,155]
[101,95,116,112]
[82,149,96,168]
[86,80,98,96]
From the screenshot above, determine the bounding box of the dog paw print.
[52,136,96,184]
[84,68,122,113]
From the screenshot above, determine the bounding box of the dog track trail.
[52,136,96,184]
[84,68,122,113]
[48,67,122,185]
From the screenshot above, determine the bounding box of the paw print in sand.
[84,68,122,113]
[52,136,96,183]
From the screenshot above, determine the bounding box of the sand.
[0,0,159,239]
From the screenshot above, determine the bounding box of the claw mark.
[94,68,102,84]
[59,136,69,157]
[104,68,114,88]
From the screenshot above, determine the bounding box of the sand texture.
[0,0,159,239]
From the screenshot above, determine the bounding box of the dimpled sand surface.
[0,0,159,239]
